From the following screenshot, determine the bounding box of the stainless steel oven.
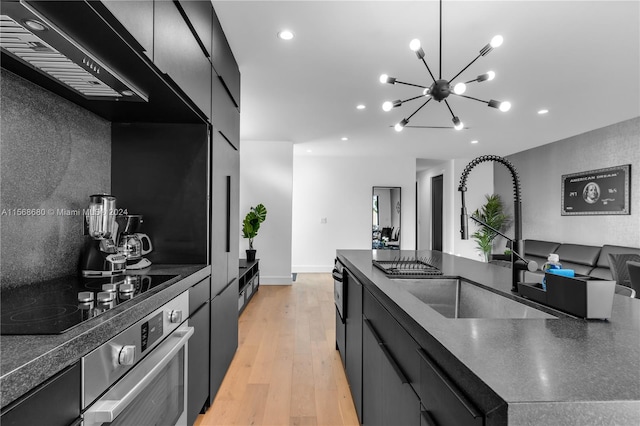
[82,291,193,426]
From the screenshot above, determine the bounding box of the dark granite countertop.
[338,249,640,425]
[0,264,210,408]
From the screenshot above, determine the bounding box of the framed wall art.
[561,164,631,215]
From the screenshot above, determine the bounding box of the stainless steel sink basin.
[392,279,556,319]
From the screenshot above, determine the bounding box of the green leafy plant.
[471,194,510,262]
[242,204,267,250]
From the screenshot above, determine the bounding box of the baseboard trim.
[291,265,334,273]
[260,276,293,285]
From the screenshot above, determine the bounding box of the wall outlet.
[320,217,327,224]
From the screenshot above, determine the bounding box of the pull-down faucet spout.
[458,155,528,292]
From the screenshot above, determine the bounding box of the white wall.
[292,155,416,272]
[417,159,494,261]
[240,140,293,284]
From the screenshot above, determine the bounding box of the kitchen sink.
[392,279,556,319]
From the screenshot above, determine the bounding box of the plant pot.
[246,249,256,262]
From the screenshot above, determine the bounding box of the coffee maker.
[115,214,153,270]
[80,194,127,277]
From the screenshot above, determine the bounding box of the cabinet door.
[177,0,213,57]
[211,130,239,296]
[418,349,483,426]
[212,71,240,150]
[1,363,80,426]
[211,7,240,107]
[154,0,211,119]
[345,269,363,422]
[362,318,420,426]
[188,301,210,426]
[101,0,154,58]
[210,279,239,403]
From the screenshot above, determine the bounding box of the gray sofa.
[521,239,640,284]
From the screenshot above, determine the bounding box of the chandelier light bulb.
[423,88,431,97]
[490,35,503,48]
[452,117,463,130]
[453,83,467,95]
[499,101,511,112]
[487,71,496,81]
[394,119,409,132]
[382,101,393,112]
[379,74,388,84]
[409,39,421,52]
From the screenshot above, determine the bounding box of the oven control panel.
[141,312,163,352]
[82,291,189,409]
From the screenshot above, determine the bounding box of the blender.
[80,194,127,277]
[115,214,153,270]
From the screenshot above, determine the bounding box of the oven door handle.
[84,326,194,424]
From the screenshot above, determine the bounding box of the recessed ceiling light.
[471,140,479,144]
[341,137,348,141]
[277,30,294,40]
[356,104,366,110]
[538,109,549,114]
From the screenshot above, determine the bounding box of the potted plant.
[471,194,510,262]
[242,204,267,261]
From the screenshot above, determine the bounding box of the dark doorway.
[431,175,443,251]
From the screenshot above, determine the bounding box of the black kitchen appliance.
[80,194,126,277]
[0,274,177,335]
[333,258,346,367]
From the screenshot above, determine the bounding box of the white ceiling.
[213,1,640,162]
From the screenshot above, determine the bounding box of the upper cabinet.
[100,0,154,59]
[211,8,240,108]
[154,0,212,120]
[177,0,212,58]
[211,71,240,149]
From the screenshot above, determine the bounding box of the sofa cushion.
[554,244,601,267]
[524,240,561,259]
[596,245,640,268]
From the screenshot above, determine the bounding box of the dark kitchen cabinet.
[154,0,212,120]
[362,317,421,426]
[210,278,239,403]
[212,69,241,149]
[100,0,154,59]
[211,7,240,108]
[0,362,80,426]
[177,0,213,57]
[210,129,239,297]
[417,349,484,426]
[344,269,363,422]
[188,277,211,426]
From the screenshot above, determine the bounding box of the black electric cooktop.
[0,274,177,335]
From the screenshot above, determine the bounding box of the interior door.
[431,175,443,251]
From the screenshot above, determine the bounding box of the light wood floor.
[194,273,359,426]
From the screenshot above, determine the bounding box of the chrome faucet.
[458,155,536,292]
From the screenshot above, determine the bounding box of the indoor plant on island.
[471,194,510,262]
[242,203,267,262]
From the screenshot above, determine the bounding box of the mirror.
[372,186,401,250]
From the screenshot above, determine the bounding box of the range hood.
[0,0,147,102]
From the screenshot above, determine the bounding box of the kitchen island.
[338,249,640,425]
[0,264,210,410]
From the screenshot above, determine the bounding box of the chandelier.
[380,0,511,131]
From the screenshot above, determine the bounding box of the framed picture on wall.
[561,164,631,215]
